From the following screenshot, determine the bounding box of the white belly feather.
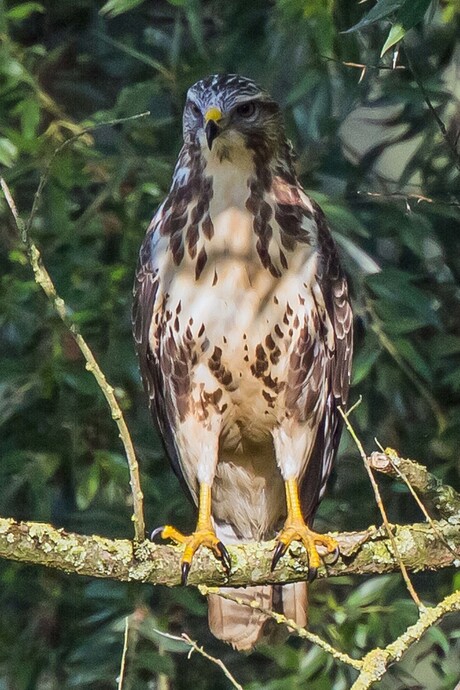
[154,150,320,538]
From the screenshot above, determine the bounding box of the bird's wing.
[299,201,353,521]
[132,208,193,502]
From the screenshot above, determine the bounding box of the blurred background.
[0,1,459,688]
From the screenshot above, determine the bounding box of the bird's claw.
[307,566,318,583]
[271,540,288,571]
[150,526,166,541]
[271,521,339,582]
[155,525,231,585]
[181,560,191,586]
[216,540,232,575]
[324,544,340,566]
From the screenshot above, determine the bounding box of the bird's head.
[183,74,284,163]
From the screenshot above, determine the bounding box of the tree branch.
[199,585,363,670]
[0,515,458,587]
[370,449,460,520]
[351,589,460,690]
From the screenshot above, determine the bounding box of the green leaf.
[381,0,433,55]
[286,71,322,106]
[134,649,175,676]
[0,137,18,167]
[99,0,145,17]
[430,334,460,357]
[346,575,396,609]
[443,368,460,392]
[6,2,44,20]
[344,0,403,33]
[426,626,451,654]
[393,338,432,382]
[380,23,406,55]
[76,464,101,510]
[12,97,41,141]
[352,332,382,384]
[367,269,440,331]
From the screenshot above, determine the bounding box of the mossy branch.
[350,589,460,690]
[370,448,460,520]
[0,514,458,588]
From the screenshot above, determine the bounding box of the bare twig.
[199,586,363,671]
[339,406,423,609]
[153,629,244,690]
[1,173,146,541]
[320,54,405,71]
[354,190,460,208]
[117,616,130,690]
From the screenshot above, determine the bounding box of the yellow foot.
[151,524,231,585]
[271,520,339,581]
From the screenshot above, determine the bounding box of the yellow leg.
[272,478,339,580]
[157,483,231,584]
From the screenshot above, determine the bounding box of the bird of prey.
[133,74,353,651]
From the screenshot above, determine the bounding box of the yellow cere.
[204,107,223,123]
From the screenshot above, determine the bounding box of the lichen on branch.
[0,514,458,588]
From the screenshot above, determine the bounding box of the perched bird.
[132,74,353,651]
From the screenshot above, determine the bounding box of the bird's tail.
[208,582,308,651]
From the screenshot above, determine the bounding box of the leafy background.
[0,0,459,688]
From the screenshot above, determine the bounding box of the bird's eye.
[236,102,256,118]
[190,102,201,117]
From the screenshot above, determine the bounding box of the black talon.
[181,561,191,586]
[325,545,340,565]
[150,526,165,541]
[271,541,287,571]
[217,541,232,575]
[307,566,318,583]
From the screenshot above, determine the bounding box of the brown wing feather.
[300,202,353,522]
[132,217,193,501]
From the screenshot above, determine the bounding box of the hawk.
[133,74,353,650]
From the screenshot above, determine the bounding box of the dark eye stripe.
[188,101,201,116]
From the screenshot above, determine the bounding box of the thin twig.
[354,190,460,208]
[199,586,363,670]
[320,54,405,71]
[404,46,460,175]
[1,176,146,541]
[153,629,244,690]
[339,405,423,609]
[117,616,130,690]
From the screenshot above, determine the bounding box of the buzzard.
[133,74,353,650]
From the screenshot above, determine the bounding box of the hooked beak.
[204,107,222,150]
